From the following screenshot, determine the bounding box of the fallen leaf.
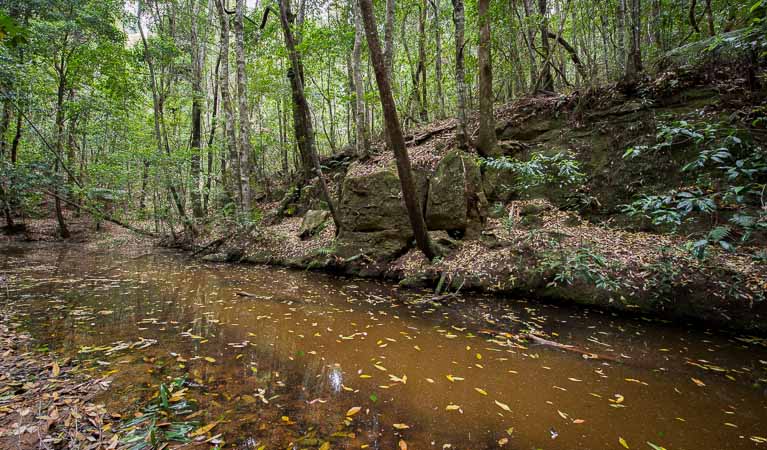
[619,437,629,448]
[51,361,61,378]
[191,421,220,437]
[346,406,361,417]
[393,423,410,430]
[495,400,511,412]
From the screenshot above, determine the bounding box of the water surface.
[2,243,766,449]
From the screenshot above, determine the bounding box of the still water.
[1,243,766,449]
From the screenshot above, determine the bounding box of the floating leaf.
[346,406,361,417]
[191,421,220,437]
[446,374,464,382]
[393,423,410,430]
[204,357,216,363]
[474,387,488,396]
[691,378,706,387]
[619,437,629,448]
[398,439,407,450]
[495,400,511,412]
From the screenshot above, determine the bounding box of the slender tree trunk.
[204,55,221,213]
[358,0,436,260]
[616,0,626,76]
[433,0,446,118]
[279,0,342,234]
[54,68,70,239]
[477,0,498,156]
[704,0,714,36]
[352,1,369,157]
[451,0,469,149]
[417,0,428,122]
[0,102,12,229]
[215,0,241,208]
[521,0,539,89]
[0,102,9,157]
[537,0,555,92]
[190,0,204,218]
[651,0,662,51]
[384,0,395,76]
[625,0,642,79]
[235,0,253,214]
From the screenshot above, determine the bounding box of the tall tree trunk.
[625,0,642,80]
[521,0,539,90]
[0,102,9,157]
[451,0,469,149]
[477,0,498,156]
[651,0,663,51]
[537,0,555,92]
[204,55,221,213]
[54,67,70,239]
[384,0,395,76]
[358,0,436,260]
[0,102,12,229]
[278,0,342,234]
[616,0,627,77]
[433,0,446,118]
[352,1,369,157]
[704,0,714,36]
[190,0,204,218]
[215,0,241,208]
[235,0,253,214]
[417,0,428,122]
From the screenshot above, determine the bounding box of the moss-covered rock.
[335,229,411,262]
[426,150,488,235]
[298,210,329,239]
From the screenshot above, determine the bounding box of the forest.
[1,0,767,449]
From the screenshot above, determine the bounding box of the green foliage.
[118,376,199,450]
[540,246,622,293]
[482,152,586,190]
[622,119,767,258]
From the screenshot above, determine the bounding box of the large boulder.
[426,150,488,235]
[339,165,410,232]
[299,210,330,239]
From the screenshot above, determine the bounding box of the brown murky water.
[1,242,766,450]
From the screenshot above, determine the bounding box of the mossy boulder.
[339,163,428,232]
[426,150,488,235]
[335,229,412,262]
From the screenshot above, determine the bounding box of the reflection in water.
[1,242,766,450]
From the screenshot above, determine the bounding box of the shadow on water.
[2,242,766,449]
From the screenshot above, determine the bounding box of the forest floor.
[0,308,117,449]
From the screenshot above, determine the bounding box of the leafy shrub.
[482,151,586,190]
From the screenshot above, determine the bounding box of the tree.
[357,0,436,260]
[451,0,469,150]
[537,0,555,92]
[278,0,342,234]
[625,0,643,80]
[234,0,254,215]
[189,0,204,218]
[351,1,369,158]
[476,0,498,156]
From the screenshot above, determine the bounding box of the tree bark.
[54,52,70,239]
[352,1,369,157]
[278,0,342,234]
[358,0,436,260]
[204,54,221,213]
[521,0,539,90]
[190,0,204,218]
[704,0,714,36]
[625,0,642,80]
[616,0,627,76]
[417,0,428,122]
[477,0,498,156]
[234,0,254,215]
[215,0,242,209]
[451,0,469,150]
[384,0,395,76]
[433,0,446,118]
[537,0,555,92]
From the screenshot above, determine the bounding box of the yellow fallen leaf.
[425,378,434,383]
[619,437,629,448]
[204,356,216,363]
[51,361,61,378]
[572,419,585,424]
[374,364,387,371]
[446,404,461,411]
[691,377,706,387]
[346,406,361,417]
[359,374,372,378]
[190,421,220,437]
[393,423,410,430]
[495,400,511,412]
[474,387,488,396]
[398,439,407,450]
[446,374,464,382]
[319,442,330,450]
[557,410,568,420]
